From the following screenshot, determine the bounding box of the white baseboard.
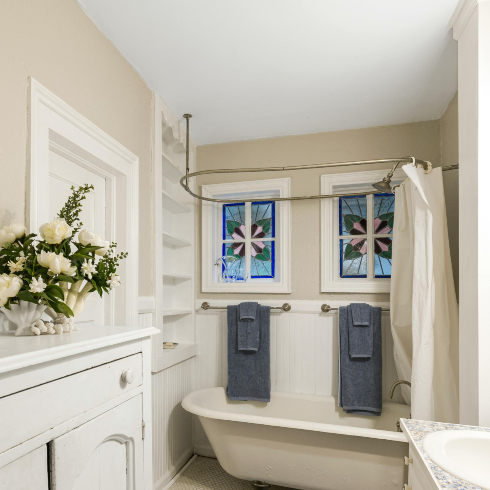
[193,444,216,458]
[153,448,194,490]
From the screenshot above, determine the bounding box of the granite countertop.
[401,418,490,490]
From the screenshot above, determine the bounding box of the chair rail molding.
[28,78,139,327]
[448,0,479,40]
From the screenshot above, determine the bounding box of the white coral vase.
[0,301,48,336]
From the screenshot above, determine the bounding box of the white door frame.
[27,78,139,327]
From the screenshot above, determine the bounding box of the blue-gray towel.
[238,302,260,351]
[227,305,271,402]
[348,303,373,358]
[338,305,382,416]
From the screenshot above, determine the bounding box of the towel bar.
[321,304,390,313]
[201,302,291,312]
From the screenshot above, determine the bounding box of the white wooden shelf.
[162,152,184,183]
[151,343,198,372]
[161,309,192,317]
[162,232,191,248]
[162,272,192,282]
[162,190,189,214]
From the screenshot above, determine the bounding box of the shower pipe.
[181,115,459,204]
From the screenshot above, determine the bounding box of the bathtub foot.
[251,481,271,489]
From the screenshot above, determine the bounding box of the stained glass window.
[222,201,275,280]
[339,193,394,279]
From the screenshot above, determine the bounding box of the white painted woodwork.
[28,78,139,328]
[201,178,291,293]
[321,168,405,293]
[152,95,197,371]
[0,326,156,489]
[0,446,48,490]
[0,353,142,454]
[152,358,194,490]
[194,299,403,454]
[449,0,490,426]
[50,395,144,489]
[49,148,106,326]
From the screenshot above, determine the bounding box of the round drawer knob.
[121,368,135,384]
[403,485,412,490]
[404,456,413,466]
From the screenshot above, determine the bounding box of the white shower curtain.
[390,165,459,423]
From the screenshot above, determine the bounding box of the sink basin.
[423,430,490,489]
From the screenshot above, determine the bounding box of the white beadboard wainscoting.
[194,299,403,456]
[138,298,195,490]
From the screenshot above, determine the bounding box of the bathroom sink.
[423,430,490,489]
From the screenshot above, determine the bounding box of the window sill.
[202,281,291,294]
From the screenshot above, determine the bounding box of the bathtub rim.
[182,387,409,443]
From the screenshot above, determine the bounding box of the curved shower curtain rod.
[180,115,459,204]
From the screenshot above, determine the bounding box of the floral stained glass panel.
[223,203,246,240]
[251,241,274,278]
[340,238,367,277]
[339,196,367,236]
[251,201,275,239]
[374,237,392,277]
[374,194,394,234]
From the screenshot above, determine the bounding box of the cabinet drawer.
[0,353,142,455]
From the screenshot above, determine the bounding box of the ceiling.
[76,0,459,145]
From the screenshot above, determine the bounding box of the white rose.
[0,229,15,248]
[4,223,26,239]
[78,229,110,256]
[37,251,76,276]
[0,274,23,307]
[39,218,72,244]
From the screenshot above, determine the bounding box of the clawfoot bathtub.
[183,387,410,490]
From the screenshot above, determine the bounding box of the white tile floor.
[168,456,296,490]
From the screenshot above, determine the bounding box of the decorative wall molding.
[138,297,155,314]
[28,78,139,328]
[448,0,479,40]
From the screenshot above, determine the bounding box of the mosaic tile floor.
[168,456,296,490]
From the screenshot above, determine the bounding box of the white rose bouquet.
[0,184,127,334]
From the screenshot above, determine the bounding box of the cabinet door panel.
[50,395,144,489]
[0,446,48,490]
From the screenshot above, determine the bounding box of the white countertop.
[0,326,158,374]
[401,418,490,490]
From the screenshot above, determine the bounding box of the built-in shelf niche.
[152,96,197,373]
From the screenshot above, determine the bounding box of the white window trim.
[321,168,405,293]
[202,178,291,293]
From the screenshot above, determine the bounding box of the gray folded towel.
[238,302,260,351]
[227,305,271,402]
[338,305,382,416]
[348,303,373,358]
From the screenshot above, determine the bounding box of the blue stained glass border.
[222,203,245,240]
[251,201,275,239]
[338,195,367,236]
[251,240,275,279]
[339,239,367,278]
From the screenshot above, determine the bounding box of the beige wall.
[440,93,459,298]
[0,0,153,295]
[197,120,446,301]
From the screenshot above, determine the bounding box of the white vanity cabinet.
[0,326,157,490]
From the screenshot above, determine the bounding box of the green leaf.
[78,245,102,254]
[378,212,394,221]
[72,252,92,261]
[255,253,268,261]
[262,221,271,234]
[388,242,392,253]
[226,247,235,257]
[52,301,74,318]
[388,216,394,230]
[226,220,242,236]
[17,290,38,304]
[345,251,362,261]
[256,218,271,227]
[379,251,392,259]
[344,243,353,258]
[261,246,271,260]
[45,284,65,300]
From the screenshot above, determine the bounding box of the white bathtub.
[183,387,410,490]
